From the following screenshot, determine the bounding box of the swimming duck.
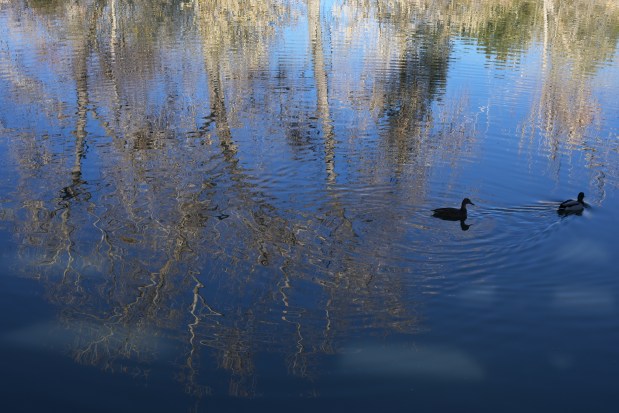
[558,192,585,213]
[432,198,474,221]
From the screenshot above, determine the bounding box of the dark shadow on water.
[432,215,471,231]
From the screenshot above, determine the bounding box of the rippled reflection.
[0,0,618,405]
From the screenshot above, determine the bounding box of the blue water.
[1,0,618,412]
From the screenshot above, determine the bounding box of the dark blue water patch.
[0,269,187,411]
[0,274,49,331]
[205,336,619,413]
[415,270,619,408]
[0,344,196,413]
[0,277,192,412]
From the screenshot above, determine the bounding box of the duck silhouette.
[558,192,585,214]
[432,198,474,221]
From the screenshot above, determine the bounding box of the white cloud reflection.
[338,343,484,381]
[552,287,614,314]
[2,320,173,360]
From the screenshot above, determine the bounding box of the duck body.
[558,192,585,214]
[432,198,474,221]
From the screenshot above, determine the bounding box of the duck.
[558,192,585,213]
[432,198,474,221]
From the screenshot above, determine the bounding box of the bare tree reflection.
[520,0,619,193]
[1,0,617,406]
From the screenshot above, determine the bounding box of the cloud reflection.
[338,343,484,381]
[552,287,614,314]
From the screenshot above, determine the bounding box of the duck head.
[461,198,474,207]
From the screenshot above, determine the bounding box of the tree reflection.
[0,0,617,404]
[521,0,619,168]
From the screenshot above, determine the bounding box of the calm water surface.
[1,0,618,412]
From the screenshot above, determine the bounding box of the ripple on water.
[404,198,581,285]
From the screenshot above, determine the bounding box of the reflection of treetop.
[23,0,619,65]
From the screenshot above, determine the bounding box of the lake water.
[1,0,618,411]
